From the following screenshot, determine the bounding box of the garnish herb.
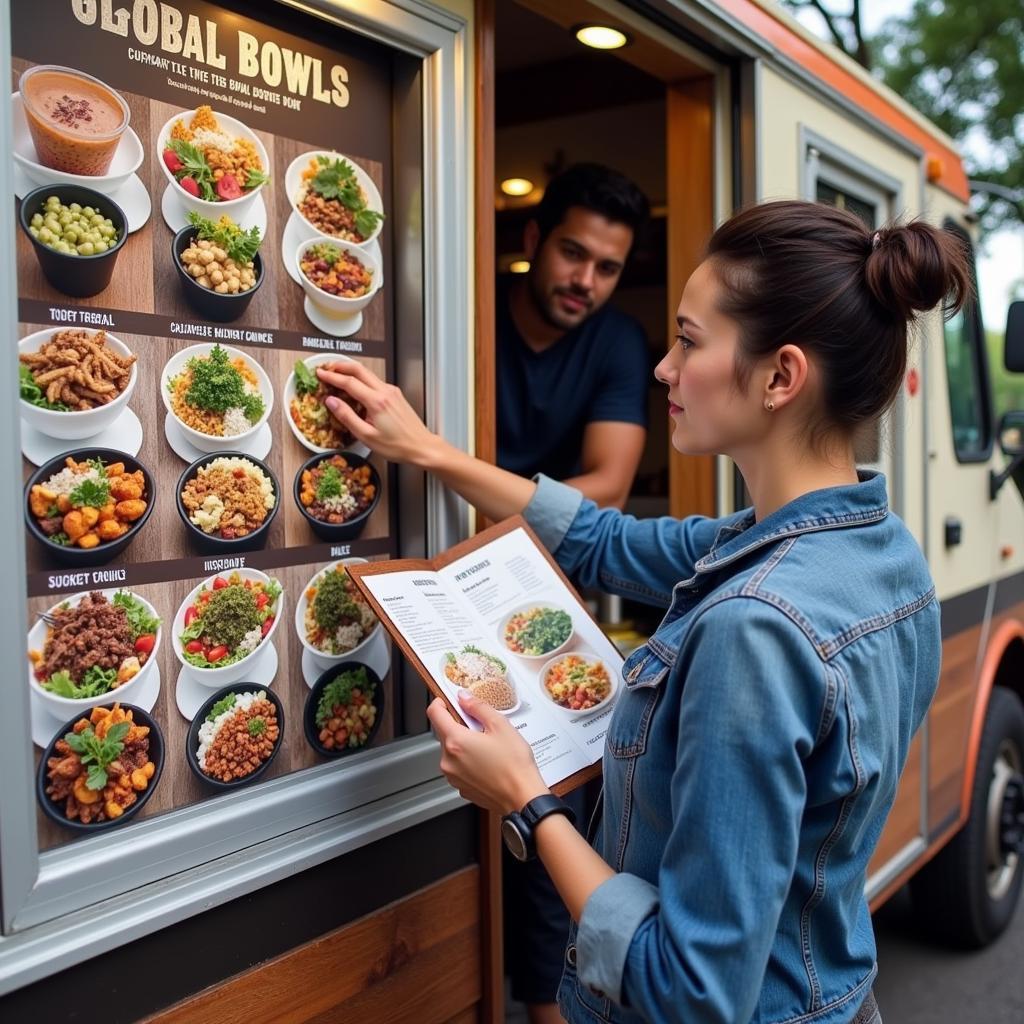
[167,138,217,201]
[315,666,374,727]
[64,720,131,790]
[315,464,345,502]
[68,475,111,509]
[245,168,270,189]
[19,364,68,411]
[113,591,161,639]
[186,211,262,265]
[309,156,385,237]
[207,693,237,722]
[247,716,267,737]
[185,344,266,421]
[293,360,319,395]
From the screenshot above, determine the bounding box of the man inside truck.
[496,162,649,1023]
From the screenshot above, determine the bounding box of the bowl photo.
[18,65,130,178]
[156,107,269,223]
[19,183,128,297]
[303,662,384,758]
[498,602,575,661]
[172,568,284,687]
[36,702,164,833]
[293,450,381,542]
[538,652,617,717]
[24,447,155,565]
[19,327,137,441]
[171,225,265,323]
[283,353,369,455]
[285,150,384,249]
[175,451,279,554]
[440,646,521,716]
[11,91,144,192]
[160,342,273,454]
[294,234,382,331]
[185,683,284,790]
[294,559,381,669]
[27,588,162,719]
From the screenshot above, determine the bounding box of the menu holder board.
[348,517,621,796]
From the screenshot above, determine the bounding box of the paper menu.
[348,518,622,794]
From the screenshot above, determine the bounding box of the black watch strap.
[521,793,576,830]
[501,795,576,862]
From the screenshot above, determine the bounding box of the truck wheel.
[910,686,1024,948]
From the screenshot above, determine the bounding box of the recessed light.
[509,260,531,274]
[501,177,534,197]
[575,25,629,50]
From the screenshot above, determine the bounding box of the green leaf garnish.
[293,360,319,395]
[64,719,131,790]
[207,693,237,721]
[315,464,345,502]
[247,716,267,737]
[68,476,110,509]
[113,591,160,640]
[19,364,69,411]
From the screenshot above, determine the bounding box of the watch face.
[501,815,529,862]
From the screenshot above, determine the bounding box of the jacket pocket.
[607,645,670,759]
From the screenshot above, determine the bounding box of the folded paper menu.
[347,516,622,795]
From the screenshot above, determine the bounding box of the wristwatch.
[501,794,576,862]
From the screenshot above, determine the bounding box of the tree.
[780,1,871,68]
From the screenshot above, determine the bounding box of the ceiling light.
[574,25,629,50]
[501,177,534,197]
[509,260,531,274]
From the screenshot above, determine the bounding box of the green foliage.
[19,364,68,411]
[186,211,262,265]
[64,720,130,790]
[185,344,265,421]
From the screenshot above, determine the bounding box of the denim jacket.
[521,472,939,1024]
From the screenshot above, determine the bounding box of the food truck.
[0,1,1020,1021]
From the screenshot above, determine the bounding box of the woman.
[318,201,969,1024]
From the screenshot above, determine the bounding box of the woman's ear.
[764,344,809,411]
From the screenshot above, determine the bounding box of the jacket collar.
[696,471,888,574]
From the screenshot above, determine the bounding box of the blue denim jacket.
[521,472,939,1024]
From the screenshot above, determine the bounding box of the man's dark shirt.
[496,277,649,479]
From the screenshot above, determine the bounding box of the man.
[497,163,650,1024]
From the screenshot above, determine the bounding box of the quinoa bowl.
[172,568,284,686]
[185,683,284,790]
[539,653,616,717]
[285,151,383,248]
[294,559,381,668]
[293,450,381,542]
[441,645,520,715]
[303,662,384,758]
[160,342,273,453]
[176,451,279,554]
[27,588,162,719]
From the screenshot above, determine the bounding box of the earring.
[765,400,775,411]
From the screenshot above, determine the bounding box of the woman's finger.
[316,367,378,408]
[457,689,506,734]
[318,359,382,389]
[426,696,463,739]
[324,395,378,444]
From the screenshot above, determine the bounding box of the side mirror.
[1004,301,1024,372]
[998,410,1024,456]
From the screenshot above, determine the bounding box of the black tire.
[910,686,1024,948]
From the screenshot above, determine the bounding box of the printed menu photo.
[349,518,622,794]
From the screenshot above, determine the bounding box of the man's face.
[524,206,633,332]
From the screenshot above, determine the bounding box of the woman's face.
[655,260,770,458]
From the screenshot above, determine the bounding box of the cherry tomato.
[162,148,183,174]
[206,645,228,663]
[185,640,204,654]
[184,606,199,627]
[178,176,201,197]
[134,634,156,655]
[255,591,269,610]
[215,174,242,200]
[212,576,229,590]
[260,616,275,638]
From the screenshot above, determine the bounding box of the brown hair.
[706,200,971,432]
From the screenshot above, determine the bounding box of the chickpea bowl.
[24,447,155,566]
[172,224,264,323]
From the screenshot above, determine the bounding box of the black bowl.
[36,702,165,833]
[19,184,128,298]
[303,662,385,758]
[25,446,156,565]
[175,451,280,554]
[293,450,382,542]
[172,226,265,322]
[185,683,285,790]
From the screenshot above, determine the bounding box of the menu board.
[11,0,417,847]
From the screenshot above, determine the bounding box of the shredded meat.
[40,592,133,682]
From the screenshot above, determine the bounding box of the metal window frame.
[0,0,470,989]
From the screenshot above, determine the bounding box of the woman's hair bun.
[865,221,971,321]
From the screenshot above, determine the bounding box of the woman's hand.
[316,361,443,468]
[426,691,549,814]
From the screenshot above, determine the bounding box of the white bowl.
[173,568,284,686]
[439,648,521,717]
[497,602,576,661]
[283,352,369,456]
[294,235,383,323]
[10,93,144,193]
[294,558,382,668]
[285,150,383,248]
[538,652,617,717]
[28,589,162,718]
[156,108,269,221]
[19,327,137,440]
[160,342,273,453]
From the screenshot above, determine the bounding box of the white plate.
[31,661,161,748]
[161,183,268,235]
[21,406,142,466]
[175,643,278,719]
[163,412,272,463]
[303,296,363,338]
[282,210,382,286]
[300,626,391,688]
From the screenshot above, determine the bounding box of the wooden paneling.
[666,78,716,519]
[141,868,481,1024]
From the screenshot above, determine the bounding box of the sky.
[788,0,1023,330]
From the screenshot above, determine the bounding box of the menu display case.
[0,0,471,990]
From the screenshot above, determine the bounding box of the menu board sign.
[12,0,412,846]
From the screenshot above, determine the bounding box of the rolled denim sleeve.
[574,597,824,1022]
[522,474,724,607]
